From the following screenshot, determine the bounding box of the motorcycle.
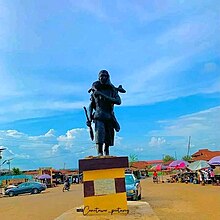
[62,182,70,192]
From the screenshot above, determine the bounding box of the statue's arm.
[88,95,95,121]
[94,91,121,105]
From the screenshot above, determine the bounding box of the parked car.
[125,173,141,201]
[5,181,47,197]
[4,184,17,191]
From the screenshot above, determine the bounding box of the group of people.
[195,169,215,185]
[152,168,219,186]
[168,168,218,185]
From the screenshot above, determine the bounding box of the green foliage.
[182,155,192,161]
[11,167,22,175]
[129,154,138,167]
[147,164,153,170]
[163,155,175,162]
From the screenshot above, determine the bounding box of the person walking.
[153,171,158,183]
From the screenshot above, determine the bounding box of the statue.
[85,70,125,156]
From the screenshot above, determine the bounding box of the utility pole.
[187,136,191,157]
[0,147,6,175]
[0,147,6,195]
[6,158,13,171]
[8,160,11,171]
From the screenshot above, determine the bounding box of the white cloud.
[134,147,144,152]
[157,12,219,48]
[149,106,220,151]
[0,127,93,169]
[5,130,24,138]
[57,128,86,142]
[149,137,166,147]
[51,144,60,154]
[44,129,55,137]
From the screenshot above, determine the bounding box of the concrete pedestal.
[79,156,129,216]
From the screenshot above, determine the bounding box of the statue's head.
[98,70,110,85]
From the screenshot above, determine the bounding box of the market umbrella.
[187,160,210,171]
[149,165,157,171]
[150,164,167,171]
[156,164,162,171]
[37,174,51,179]
[213,167,220,175]
[156,164,168,171]
[168,160,188,169]
[208,156,220,166]
[155,164,168,182]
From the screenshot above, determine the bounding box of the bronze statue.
[85,70,125,156]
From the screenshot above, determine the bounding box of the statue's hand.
[86,120,91,127]
[93,90,102,96]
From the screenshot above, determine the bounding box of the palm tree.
[182,155,192,162]
[163,155,175,163]
[129,154,138,167]
[12,167,22,175]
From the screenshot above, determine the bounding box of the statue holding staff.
[85,70,125,156]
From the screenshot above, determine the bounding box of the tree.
[182,155,192,161]
[163,155,175,163]
[12,167,22,175]
[129,154,138,167]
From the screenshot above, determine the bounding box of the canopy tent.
[168,160,188,169]
[213,167,220,175]
[37,174,51,180]
[150,164,167,171]
[208,156,220,166]
[187,160,210,171]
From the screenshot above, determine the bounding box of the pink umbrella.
[155,164,168,171]
[169,160,188,169]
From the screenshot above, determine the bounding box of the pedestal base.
[79,156,129,216]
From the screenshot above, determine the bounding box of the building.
[131,160,164,170]
[191,149,220,161]
[128,160,164,178]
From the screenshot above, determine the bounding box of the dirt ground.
[0,177,219,220]
[144,176,220,220]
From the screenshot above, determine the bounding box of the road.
[0,177,220,220]
[0,184,83,220]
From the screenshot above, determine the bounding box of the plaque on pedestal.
[79,156,129,216]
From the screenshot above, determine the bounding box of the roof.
[130,160,164,170]
[191,149,220,161]
[131,161,149,170]
[58,169,79,175]
[23,170,39,175]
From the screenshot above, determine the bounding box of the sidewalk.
[55,201,159,220]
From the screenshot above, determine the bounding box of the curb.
[55,201,159,220]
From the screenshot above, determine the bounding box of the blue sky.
[0,0,219,170]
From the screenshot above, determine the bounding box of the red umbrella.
[156,164,162,171]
